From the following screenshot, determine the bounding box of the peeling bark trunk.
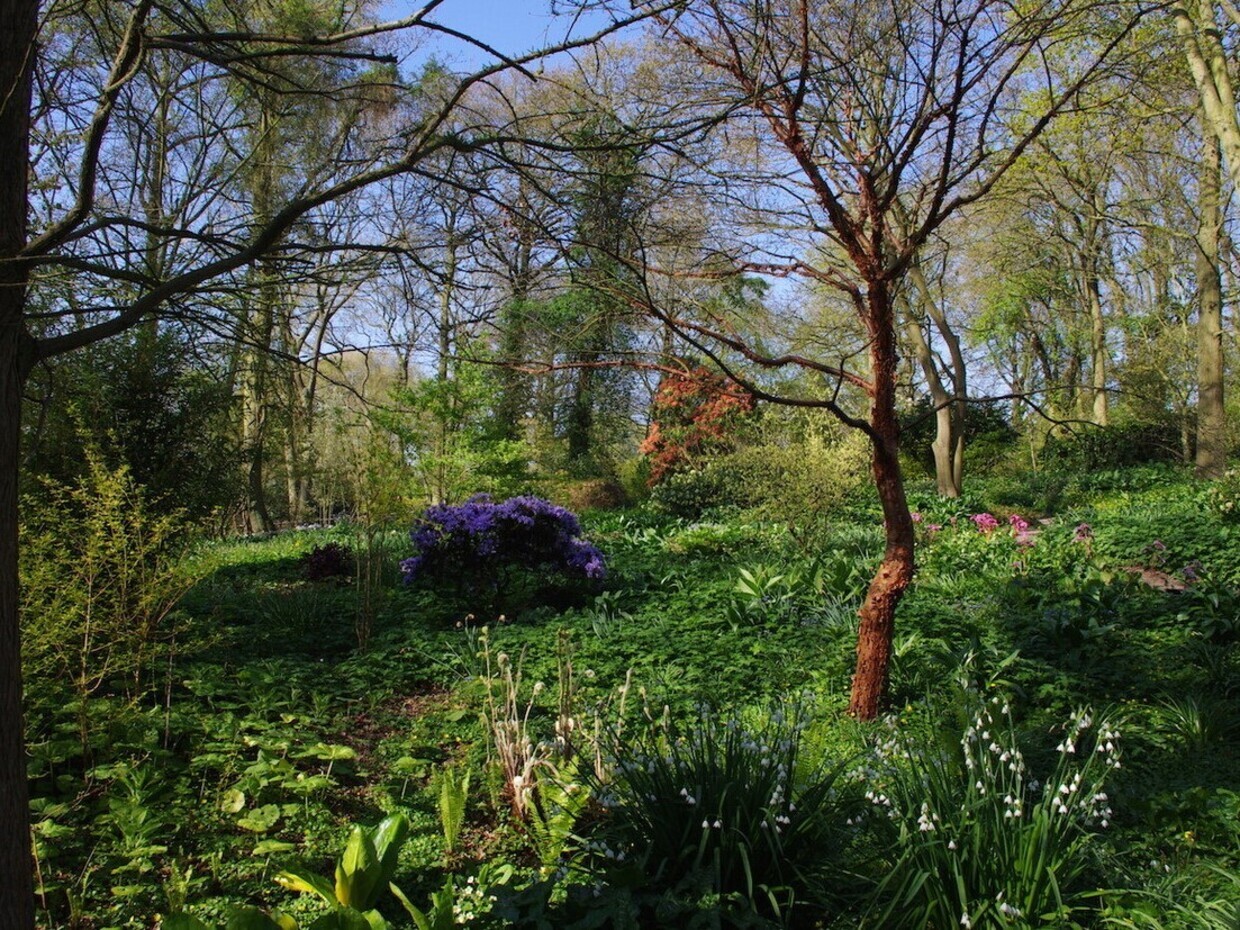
[0,1,37,924]
[849,281,915,720]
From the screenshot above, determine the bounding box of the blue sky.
[395,0,615,71]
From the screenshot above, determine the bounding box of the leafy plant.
[588,702,860,923]
[163,906,295,929]
[867,696,1121,929]
[276,813,410,914]
[525,759,591,876]
[438,766,471,859]
[20,451,198,745]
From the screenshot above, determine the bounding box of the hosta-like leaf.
[224,905,288,930]
[162,915,213,930]
[369,813,410,882]
[275,866,336,906]
[335,826,381,909]
[236,804,280,833]
[304,908,371,930]
[251,839,297,857]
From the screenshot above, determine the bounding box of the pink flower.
[970,512,1000,534]
[912,511,924,523]
[1008,514,1030,534]
[1073,523,1093,542]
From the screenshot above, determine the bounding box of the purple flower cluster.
[401,494,606,585]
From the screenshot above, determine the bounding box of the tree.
[1195,115,1226,477]
[599,0,1151,718]
[0,0,660,922]
[1174,0,1240,192]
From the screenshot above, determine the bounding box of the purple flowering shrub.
[401,496,606,595]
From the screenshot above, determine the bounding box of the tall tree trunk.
[1197,123,1226,478]
[496,191,534,442]
[850,280,915,720]
[1176,0,1240,196]
[906,259,967,496]
[1,1,37,924]
[432,231,458,505]
[904,303,958,496]
[241,97,279,532]
[1087,272,1109,426]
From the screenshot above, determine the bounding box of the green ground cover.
[22,465,1240,928]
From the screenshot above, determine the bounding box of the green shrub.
[1041,423,1184,473]
[21,452,198,716]
[1207,468,1240,524]
[649,432,870,524]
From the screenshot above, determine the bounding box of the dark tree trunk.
[0,2,37,924]
[849,281,915,720]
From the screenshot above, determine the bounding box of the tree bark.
[0,1,37,924]
[906,259,967,496]
[849,281,915,720]
[1196,122,1226,478]
[1087,267,1109,426]
[1176,0,1240,197]
[904,302,958,496]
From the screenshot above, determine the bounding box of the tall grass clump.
[589,701,862,924]
[866,694,1121,928]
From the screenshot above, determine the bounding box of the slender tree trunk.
[1176,0,1240,196]
[433,232,458,505]
[496,192,534,442]
[905,259,967,497]
[1197,123,1226,478]
[1087,271,1109,426]
[1,2,37,924]
[904,303,957,496]
[241,98,279,532]
[850,280,915,720]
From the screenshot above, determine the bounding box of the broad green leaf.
[162,915,213,930]
[370,813,410,881]
[362,910,391,930]
[252,839,297,856]
[300,743,357,762]
[219,788,246,814]
[335,826,381,909]
[275,866,336,906]
[304,908,371,930]
[236,804,281,833]
[224,905,288,930]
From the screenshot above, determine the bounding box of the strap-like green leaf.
[335,826,381,909]
[304,909,372,930]
[275,866,336,906]
[370,813,411,882]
